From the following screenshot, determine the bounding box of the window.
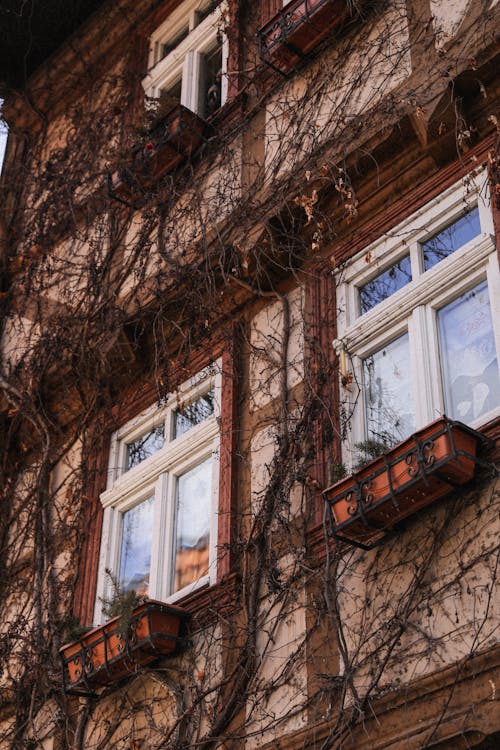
[336,173,500,467]
[144,0,228,120]
[94,365,221,623]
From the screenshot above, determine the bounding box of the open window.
[144,0,228,120]
[94,364,221,624]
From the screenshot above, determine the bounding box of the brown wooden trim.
[73,428,112,626]
[307,264,340,525]
[136,0,186,38]
[181,572,240,630]
[217,339,239,579]
[333,134,497,267]
[261,0,282,26]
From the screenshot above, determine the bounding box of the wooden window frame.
[74,332,238,627]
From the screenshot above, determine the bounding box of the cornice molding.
[259,644,500,750]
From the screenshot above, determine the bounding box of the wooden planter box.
[258,0,349,73]
[323,417,492,550]
[60,600,188,694]
[109,105,206,202]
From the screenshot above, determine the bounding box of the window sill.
[177,572,239,630]
[322,416,496,550]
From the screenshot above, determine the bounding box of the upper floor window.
[336,173,500,466]
[94,364,221,623]
[144,0,228,120]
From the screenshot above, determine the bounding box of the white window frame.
[143,0,229,118]
[94,363,221,625]
[336,172,500,468]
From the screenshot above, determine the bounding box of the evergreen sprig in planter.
[60,600,188,695]
[109,104,207,203]
[323,416,493,550]
[258,0,351,74]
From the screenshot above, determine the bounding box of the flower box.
[108,105,207,202]
[258,0,350,74]
[60,600,188,694]
[323,417,492,550]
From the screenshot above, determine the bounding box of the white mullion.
[344,354,364,470]
[149,473,168,600]
[336,281,348,332]
[409,239,423,279]
[165,408,174,443]
[118,439,129,478]
[106,435,120,487]
[426,303,446,420]
[164,471,178,598]
[409,307,435,428]
[93,506,115,624]
[182,50,203,114]
[180,52,191,110]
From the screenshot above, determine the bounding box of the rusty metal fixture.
[60,600,189,695]
[323,416,496,550]
[258,0,351,75]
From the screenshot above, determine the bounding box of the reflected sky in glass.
[174,458,211,592]
[174,389,215,438]
[119,496,154,595]
[422,207,480,271]
[363,333,415,447]
[359,255,412,314]
[126,425,164,470]
[438,281,500,422]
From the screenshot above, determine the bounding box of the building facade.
[0,1,499,748]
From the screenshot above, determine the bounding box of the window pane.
[126,425,164,470]
[174,458,212,592]
[363,333,416,450]
[422,207,480,271]
[174,389,215,438]
[438,281,500,423]
[359,255,412,314]
[119,496,154,595]
[160,26,189,59]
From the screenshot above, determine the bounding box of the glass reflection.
[119,496,154,595]
[174,389,215,438]
[174,458,212,592]
[126,425,164,470]
[422,206,480,271]
[438,281,500,422]
[363,334,415,450]
[359,256,412,314]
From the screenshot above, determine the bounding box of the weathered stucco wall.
[337,477,500,698]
